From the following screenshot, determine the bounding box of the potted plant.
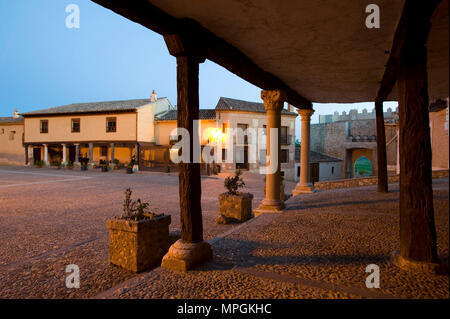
[127,157,135,174]
[100,160,108,172]
[165,165,170,173]
[35,160,44,168]
[113,159,119,170]
[65,161,73,170]
[217,169,253,224]
[106,188,171,272]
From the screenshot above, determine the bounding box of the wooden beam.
[396,0,438,266]
[375,100,388,193]
[91,0,312,108]
[176,55,204,243]
[376,0,441,102]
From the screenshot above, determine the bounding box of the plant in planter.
[100,160,108,172]
[126,157,135,174]
[106,188,171,272]
[35,160,44,168]
[217,169,253,224]
[65,161,73,170]
[113,159,119,170]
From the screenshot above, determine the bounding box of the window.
[331,166,335,174]
[106,117,116,132]
[40,120,48,133]
[222,148,227,161]
[281,149,289,164]
[222,122,228,133]
[262,125,267,135]
[237,123,248,144]
[71,118,80,133]
[9,130,16,140]
[280,126,288,144]
[101,146,108,157]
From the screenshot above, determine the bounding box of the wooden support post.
[392,1,441,273]
[176,55,203,243]
[161,34,212,271]
[375,100,388,193]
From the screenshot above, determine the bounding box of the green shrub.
[224,169,245,195]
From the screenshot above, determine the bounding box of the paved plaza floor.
[0,166,448,298]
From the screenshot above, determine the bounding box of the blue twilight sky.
[0,0,397,139]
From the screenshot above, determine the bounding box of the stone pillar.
[161,35,212,271]
[292,109,315,195]
[89,143,94,167]
[254,89,286,216]
[375,100,388,193]
[391,8,441,273]
[110,143,115,167]
[74,144,80,166]
[62,144,67,166]
[27,145,33,166]
[43,144,49,166]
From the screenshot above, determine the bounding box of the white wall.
[319,161,342,181]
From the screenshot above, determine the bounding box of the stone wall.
[314,170,449,190]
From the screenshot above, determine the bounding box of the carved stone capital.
[297,108,315,120]
[261,89,286,112]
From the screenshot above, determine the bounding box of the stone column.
[110,143,115,167]
[391,8,441,273]
[62,144,67,166]
[27,145,33,166]
[89,143,94,167]
[43,144,49,166]
[161,35,212,271]
[74,144,80,166]
[375,100,388,193]
[292,109,315,195]
[255,89,286,216]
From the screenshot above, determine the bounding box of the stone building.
[429,98,449,169]
[0,109,25,166]
[311,108,398,179]
[154,97,298,180]
[294,147,342,183]
[20,93,173,167]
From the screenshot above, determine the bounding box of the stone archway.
[354,156,373,177]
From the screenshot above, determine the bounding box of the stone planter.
[106,214,171,272]
[126,167,133,174]
[218,192,253,223]
[101,166,108,172]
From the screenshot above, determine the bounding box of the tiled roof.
[215,97,298,115]
[21,98,168,116]
[155,109,217,121]
[295,147,342,163]
[0,116,24,124]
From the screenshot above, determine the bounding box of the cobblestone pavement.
[0,166,447,298]
[0,166,293,298]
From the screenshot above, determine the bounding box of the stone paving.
[0,166,448,299]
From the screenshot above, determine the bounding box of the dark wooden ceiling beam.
[91,0,312,108]
[376,0,441,103]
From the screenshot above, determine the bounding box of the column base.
[391,250,447,275]
[292,183,315,196]
[161,239,213,272]
[254,199,285,217]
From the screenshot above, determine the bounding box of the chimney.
[287,103,294,112]
[150,90,157,102]
[13,109,19,118]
